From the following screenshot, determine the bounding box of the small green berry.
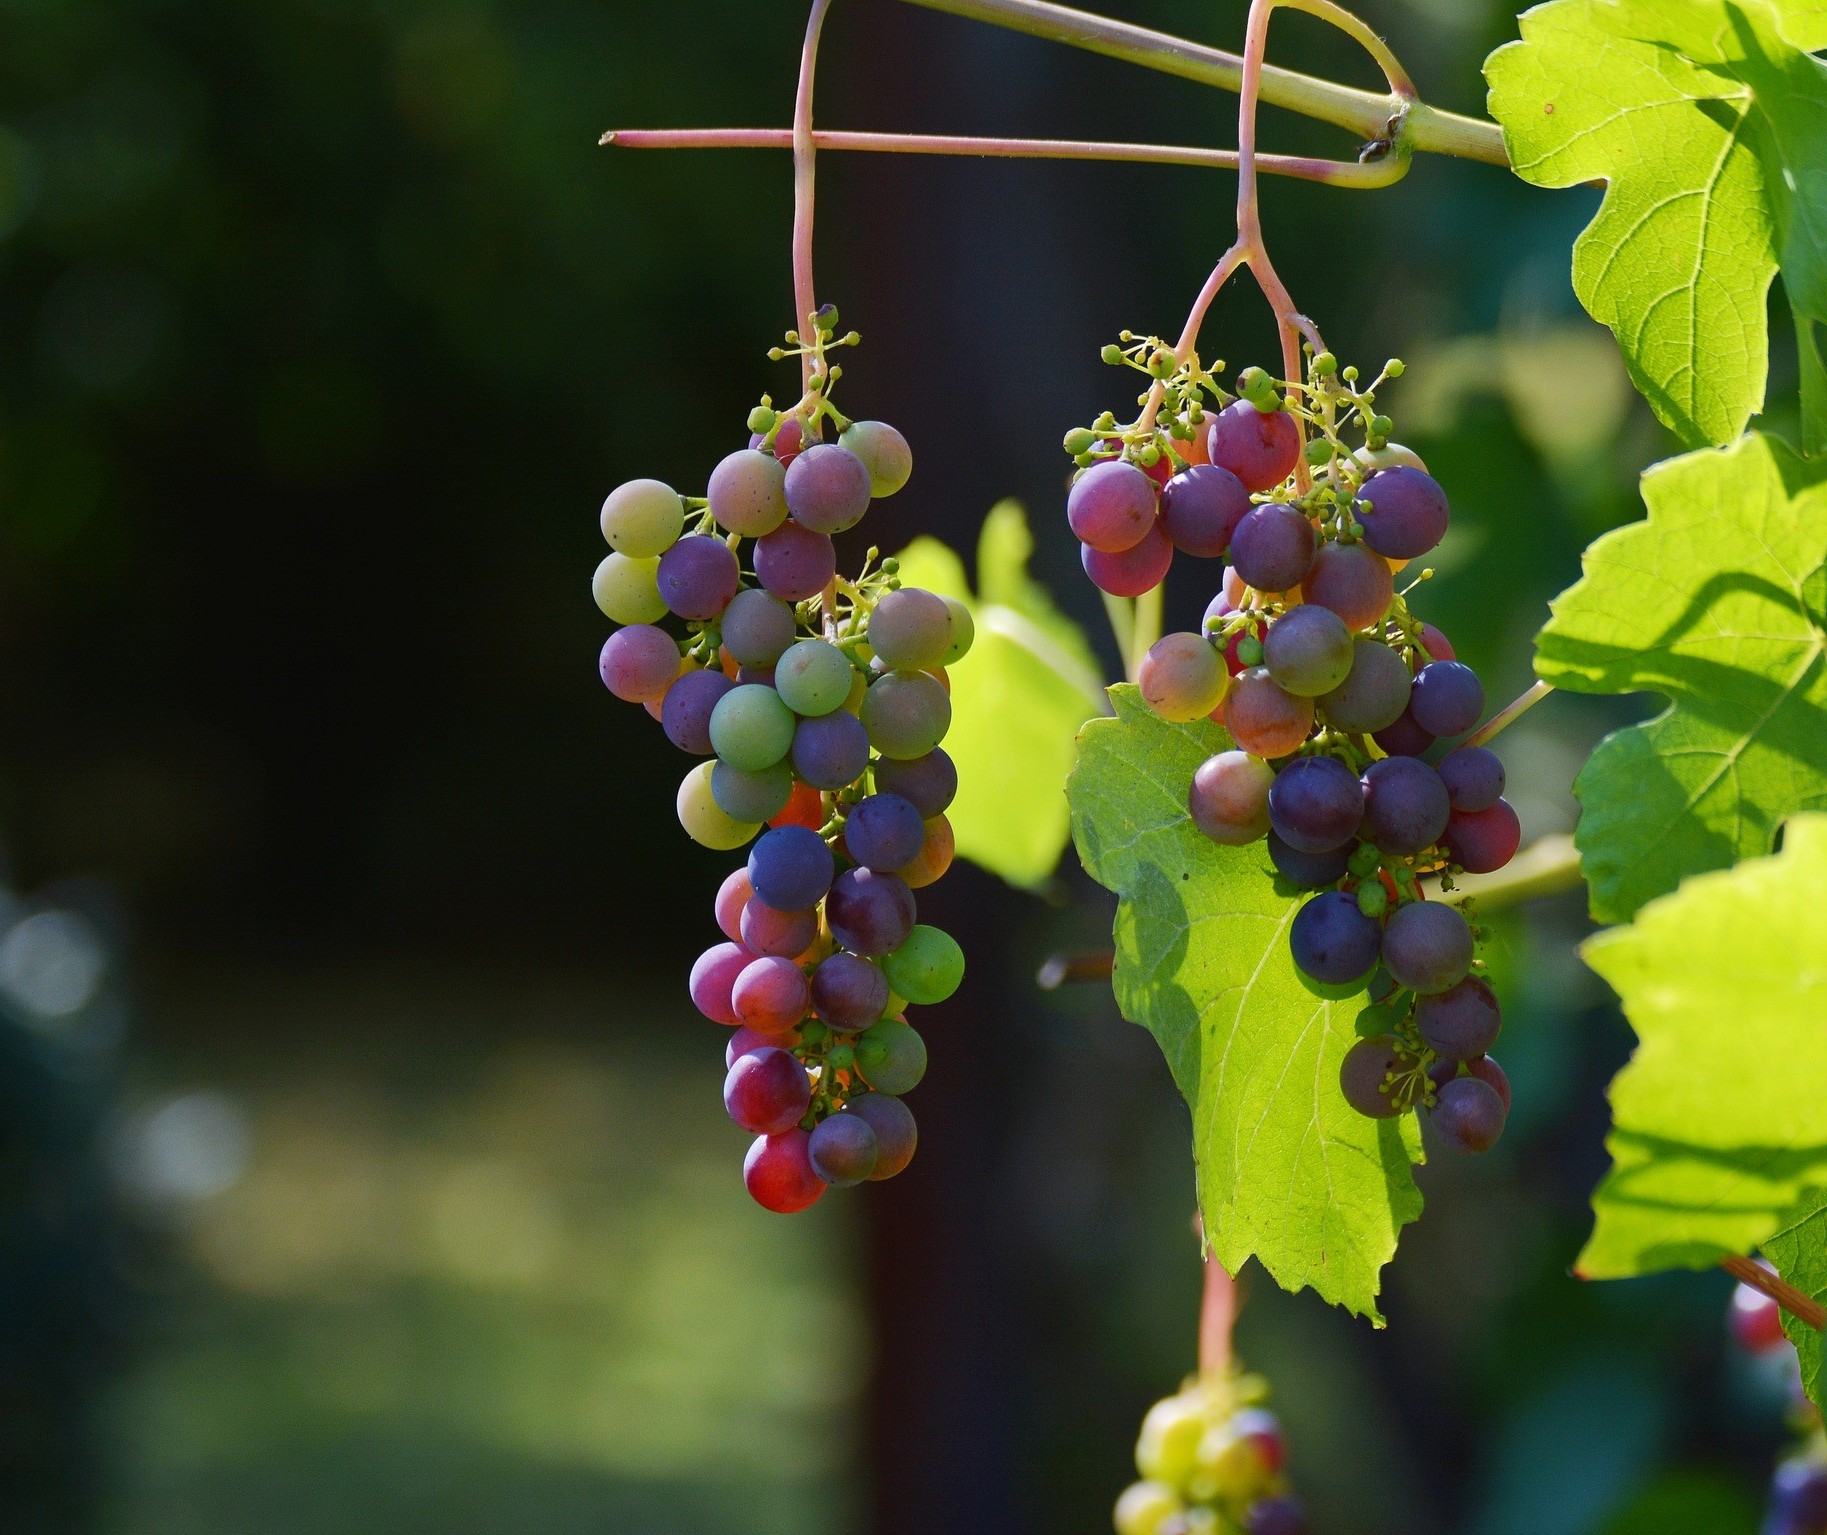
[1236,635,1264,666]
[1101,343,1125,365]
[1313,352,1338,377]
[1356,882,1389,919]
[1063,426,1098,455]
[1303,438,1333,466]
[1348,842,1382,877]
[1385,358,1406,378]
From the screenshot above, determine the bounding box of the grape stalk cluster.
[1066,347,1520,1153]
[593,309,967,1212]
[1114,1371,1304,1535]
[1731,1268,1827,1535]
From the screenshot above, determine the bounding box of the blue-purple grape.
[1267,831,1351,889]
[1228,503,1315,593]
[846,1092,917,1179]
[1438,746,1505,812]
[721,587,797,667]
[1360,755,1450,855]
[1409,660,1484,737]
[825,867,916,956]
[872,749,956,817]
[1354,467,1449,559]
[747,824,835,911]
[1373,706,1434,759]
[1381,900,1473,994]
[808,1112,880,1185]
[1160,463,1251,557]
[656,534,740,620]
[1290,889,1382,984]
[1268,755,1364,853]
[811,951,889,1032]
[1415,974,1501,1059]
[845,793,926,872]
[792,711,870,790]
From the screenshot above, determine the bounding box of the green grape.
[860,671,951,759]
[711,759,794,823]
[1135,1393,1205,1484]
[600,478,685,556]
[592,553,667,624]
[708,683,797,771]
[839,420,914,497]
[677,761,761,850]
[1113,1481,1182,1535]
[774,638,856,717]
[869,588,954,670]
[854,1020,927,1094]
[940,598,975,664]
[882,924,963,1004]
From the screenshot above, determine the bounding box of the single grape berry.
[731,954,811,1034]
[784,442,872,533]
[709,683,797,771]
[1223,669,1314,759]
[1067,458,1158,552]
[721,588,797,667]
[808,1113,880,1186]
[1429,1074,1506,1153]
[600,478,686,556]
[897,814,954,889]
[1339,1037,1406,1118]
[1268,755,1364,854]
[861,670,952,759]
[839,419,913,497]
[1437,746,1505,812]
[854,1019,928,1094]
[657,534,741,621]
[811,951,889,1032]
[772,780,825,831]
[661,668,735,755]
[1445,799,1522,874]
[726,1024,792,1068]
[1160,463,1251,556]
[1317,637,1412,734]
[1360,755,1450,856]
[711,759,794,824]
[599,624,680,704]
[593,551,667,625]
[846,1092,917,1179]
[707,449,790,537]
[748,824,835,911]
[1353,467,1450,559]
[723,1046,812,1134]
[1301,541,1394,630]
[939,598,974,665]
[1381,900,1473,994]
[1267,831,1351,889]
[1189,750,1275,845]
[677,761,762,850]
[755,415,813,465]
[754,520,837,602]
[1262,605,1354,697]
[1229,503,1315,594]
[1372,706,1434,759]
[1419,623,1455,661]
[825,868,917,956]
[1082,524,1174,597]
[1139,631,1228,722]
[1409,660,1485,737]
[715,866,752,943]
[739,896,819,960]
[775,638,855,717]
[744,1129,825,1213]
[1290,890,1382,985]
[1428,1053,1512,1111]
[845,793,926,872]
[1415,974,1502,1059]
[883,924,964,1004]
[792,711,871,790]
[689,941,752,1025]
[1208,400,1301,492]
[869,587,954,671]
[872,749,957,818]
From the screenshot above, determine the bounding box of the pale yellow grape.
[1135,1392,1206,1485]
[676,761,761,850]
[1193,1425,1271,1501]
[940,597,974,664]
[1112,1480,1182,1535]
[1138,631,1228,722]
[839,419,913,496]
[593,552,667,624]
[600,478,685,556]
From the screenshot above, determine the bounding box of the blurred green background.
[0,0,1807,1531]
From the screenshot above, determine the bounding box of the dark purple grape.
[808,1112,880,1185]
[846,1092,917,1179]
[723,1047,811,1134]
[1429,1074,1506,1153]
[1302,541,1393,629]
[721,588,797,667]
[825,868,916,956]
[1360,756,1450,855]
[845,793,926,872]
[784,443,872,533]
[1373,706,1435,758]
[1081,523,1173,596]
[1438,746,1505,812]
[656,534,740,620]
[1409,660,1484,737]
[872,749,957,817]
[1268,755,1364,853]
[739,897,818,960]
[1247,1497,1306,1535]
[810,951,889,1032]
[1317,638,1412,734]
[1291,890,1381,984]
[1465,1055,1511,1110]
[747,825,835,911]
[1067,459,1157,551]
[1381,900,1473,994]
[755,520,837,602]
[1416,974,1501,1059]
[660,669,734,755]
[1229,503,1315,593]
[1160,463,1251,556]
[1340,1037,1406,1118]
[1267,831,1351,889]
[1446,799,1522,874]
[1354,467,1449,559]
[791,711,870,791]
[1208,400,1301,492]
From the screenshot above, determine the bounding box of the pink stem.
[792,0,836,390]
[1198,1254,1237,1378]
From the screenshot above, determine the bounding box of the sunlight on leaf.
[1763,1186,1827,1414]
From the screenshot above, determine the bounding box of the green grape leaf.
[1068,686,1424,1322]
[1763,1186,1827,1412]
[1578,814,1827,1279]
[894,501,1106,889]
[1486,0,1827,449]
[1534,432,1827,923]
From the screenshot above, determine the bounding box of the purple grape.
[1267,830,1351,889]
[1302,541,1393,629]
[845,793,926,872]
[1228,503,1315,593]
[721,588,797,667]
[1438,746,1505,812]
[860,671,951,759]
[747,825,835,911]
[811,951,889,1032]
[1208,400,1301,492]
[1267,755,1364,853]
[869,587,954,671]
[1428,1053,1512,1110]
[724,1047,812,1134]
[755,521,837,602]
[792,711,871,791]
[1360,755,1450,855]
[1067,459,1157,552]
[825,867,916,956]
[808,1110,880,1185]
[1381,900,1473,994]
[1354,467,1449,559]
[1247,1497,1306,1535]
[1446,799,1522,874]
[846,1092,917,1179]
[656,534,740,620]
[599,624,680,704]
[1372,706,1435,758]
[1340,1037,1406,1118]
[871,749,956,817]
[740,897,819,959]
[1409,660,1484,737]
[706,448,790,537]
[1429,1074,1506,1153]
[784,443,873,534]
[661,668,735,755]
[1415,974,1501,1059]
[1290,889,1382,984]
[1317,638,1412,734]
[1160,463,1251,556]
[1081,523,1173,596]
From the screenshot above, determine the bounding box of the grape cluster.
[1730,1267,1827,1535]
[1066,348,1520,1154]
[593,310,968,1212]
[1114,1374,1303,1535]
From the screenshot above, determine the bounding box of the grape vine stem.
[1466,679,1553,749]
[1720,1254,1827,1331]
[1198,1250,1237,1379]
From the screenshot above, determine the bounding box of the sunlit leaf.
[1763,1186,1827,1413]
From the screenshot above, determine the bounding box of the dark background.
[0,0,1807,1531]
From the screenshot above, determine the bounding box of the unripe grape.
[708,449,790,537]
[839,419,913,497]
[1353,442,1427,475]
[662,668,735,755]
[600,478,685,555]
[721,588,797,667]
[1416,974,1502,1059]
[1340,1037,1406,1118]
[1302,541,1394,630]
[940,598,974,664]
[775,638,856,717]
[1139,632,1228,722]
[1208,399,1301,491]
[1223,669,1314,758]
[1229,1408,1287,1476]
[755,521,837,602]
[1381,900,1473,994]
[1229,504,1316,594]
[711,759,794,823]
[677,761,761,850]
[1262,605,1354,697]
[847,1092,917,1179]
[869,587,954,671]
[1069,459,1158,551]
[1114,1481,1182,1535]
[1354,467,1449,559]
[1135,1393,1206,1483]
[593,552,668,624]
[1290,889,1381,984]
[861,670,951,759]
[599,624,680,703]
[709,683,797,771]
[808,1112,880,1185]
[1429,1075,1506,1153]
[1189,750,1274,845]
[743,1129,825,1213]
[724,1047,812,1133]
[1160,464,1251,557]
[1317,638,1412,734]
[1445,799,1522,874]
[690,940,752,1025]
[883,924,964,1004]
[854,1019,928,1094]
[1419,623,1455,662]
[1082,524,1173,597]
[897,814,955,889]
[1196,1425,1271,1500]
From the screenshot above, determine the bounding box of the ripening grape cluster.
[1114,1374,1304,1535]
[1065,347,1521,1154]
[592,310,969,1213]
[1730,1267,1827,1535]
